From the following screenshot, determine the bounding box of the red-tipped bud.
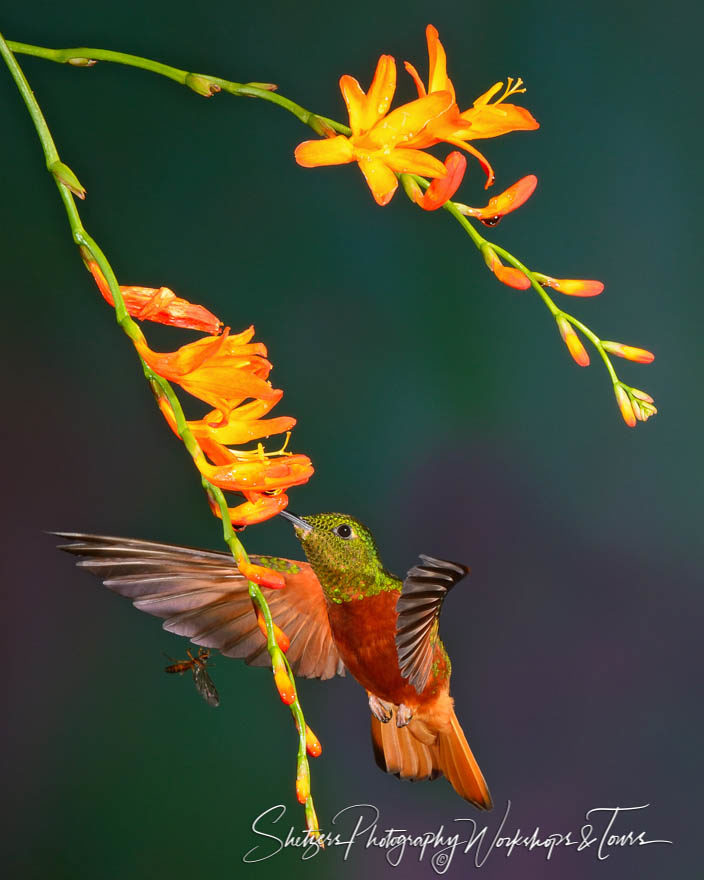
[273,654,295,705]
[256,611,291,652]
[237,557,286,590]
[602,341,655,363]
[457,174,537,225]
[305,802,321,842]
[556,317,590,366]
[412,152,467,211]
[305,725,322,758]
[296,759,310,804]
[537,274,604,297]
[614,384,636,427]
[484,248,531,289]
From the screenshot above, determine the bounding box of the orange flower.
[136,326,278,421]
[295,54,455,205]
[455,175,537,224]
[87,259,222,334]
[405,25,539,187]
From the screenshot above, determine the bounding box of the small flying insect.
[164,647,220,707]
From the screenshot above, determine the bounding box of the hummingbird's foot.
[396,703,414,728]
[368,694,393,723]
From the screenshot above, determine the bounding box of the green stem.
[1,32,319,832]
[7,39,351,135]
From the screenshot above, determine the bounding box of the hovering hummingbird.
[55,510,492,810]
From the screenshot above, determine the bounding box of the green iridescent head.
[280,511,396,602]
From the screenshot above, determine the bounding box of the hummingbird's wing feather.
[395,555,469,693]
[54,532,345,680]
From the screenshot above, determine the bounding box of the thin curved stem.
[1,31,319,834]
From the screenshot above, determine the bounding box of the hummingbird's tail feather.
[370,706,492,810]
[435,709,493,810]
[370,708,439,783]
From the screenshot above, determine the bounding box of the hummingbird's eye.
[334,523,354,539]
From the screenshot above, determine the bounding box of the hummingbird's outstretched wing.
[54,532,345,680]
[395,555,469,693]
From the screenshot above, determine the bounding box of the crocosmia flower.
[295,53,455,205]
[404,25,539,187]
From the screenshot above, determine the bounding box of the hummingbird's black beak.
[279,509,313,535]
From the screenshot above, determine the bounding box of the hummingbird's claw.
[396,703,414,728]
[368,693,393,723]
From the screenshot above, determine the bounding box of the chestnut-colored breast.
[325,590,449,708]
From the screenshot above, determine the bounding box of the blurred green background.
[2,1,700,877]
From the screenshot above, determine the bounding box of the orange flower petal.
[461,102,539,139]
[403,60,426,98]
[383,147,449,178]
[356,157,399,205]
[211,492,290,526]
[464,174,537,223]
[539,275,605,297]
[360,92,454,149]
[88,261,222,334]
[294,135,355,167]
[198,454,314,493]
[413,151,467,210]
[426,25,455,101]
[190,414,296,446]
[602,341,655,364]
[340,55,396,136]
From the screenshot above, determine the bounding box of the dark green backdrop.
[2,1,700,878]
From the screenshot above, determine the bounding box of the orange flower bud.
[556,317,590,366]
[614,384,636,427]
[237,557,286,590]
[296,760,310,804]
[483,248,530,289]
[273,655,295,705]
[602,341,655,364]
[537,274,604,297]
[305,725,322,758]
[256,611,291,652]
[412,152,467,210]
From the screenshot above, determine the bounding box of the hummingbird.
[55,510,492,810]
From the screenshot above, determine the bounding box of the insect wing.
[192,663,220,707]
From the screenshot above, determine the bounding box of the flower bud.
[273,653,295,705]
[185,74,221,97]
[237,557,286,589]
[483,248,530,289]
[556,317,590,366]
[602,341,655,363]
[296,758,310,804]
[305,725,322,758]
[256,611,291,652]
[614,384,636,427]
[49,160,86,199]
[536,274,604,297]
